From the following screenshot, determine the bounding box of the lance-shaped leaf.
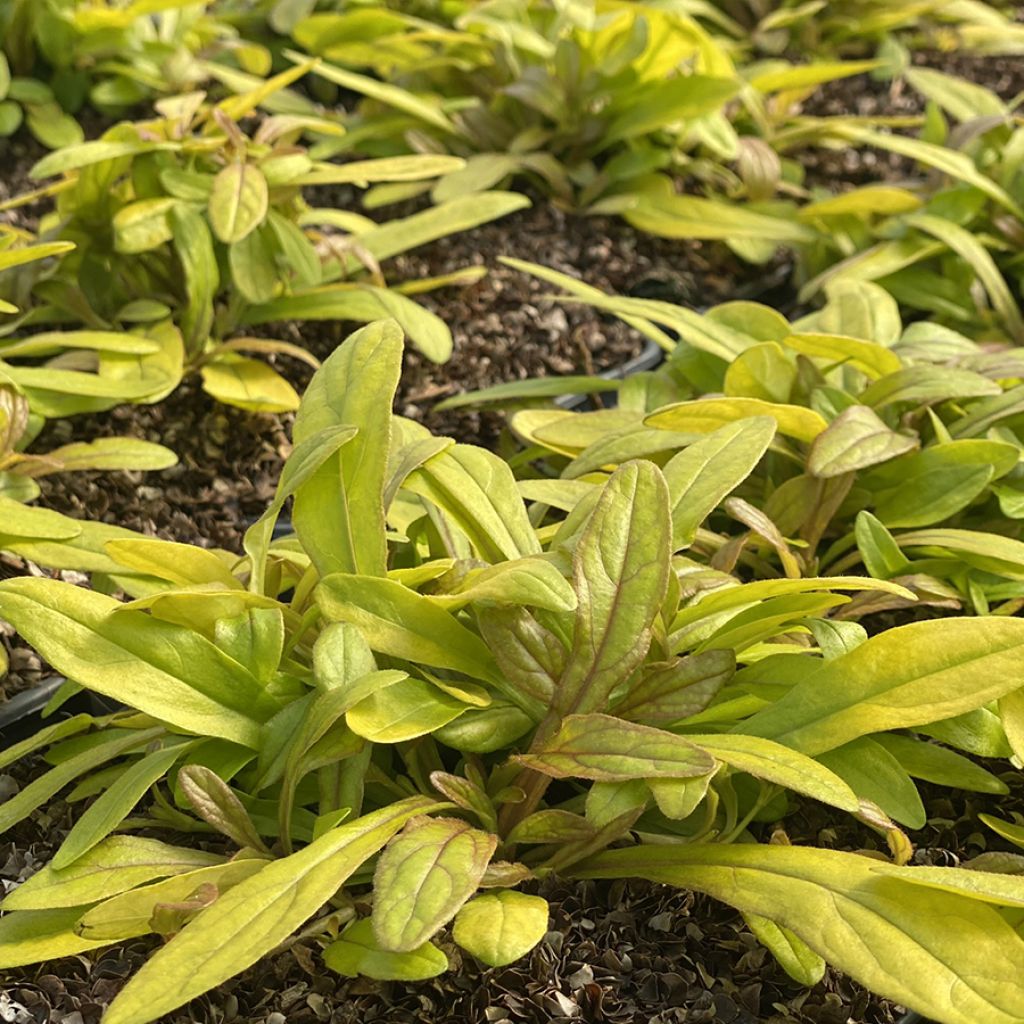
[516,714,715,782]
[316,574,500,685]
[663,417,776,548]
[506,810,595,845]
[292,320,402,579]
[0,578,269,746]
[646,397,827,443]
[807,405,918,478]
[477,607,565,719]
[373,816,496,952]
[744,913,825,985]
[687,734,860,813]
[429,558,576,613]
[0,906,111,969]
[404,445,541,562]
[741,618,1024,755]
[171,204,218,352]
[102,797,444,1024]
[245,424,358,592]
[573,843,1024,1024]
[3,837,222,911]
[324,918,447,981]
[0,727,163,835]
[75,858,268,940]
[452,890,549,967]
[346,674,470,743]
[613,650,734,724]
[178,765,269,853]
[52,745,186,869]
[553,461,670,718]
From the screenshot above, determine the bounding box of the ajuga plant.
[290,0,875,257]
[2,321,1024,1024]
[0,64,527,413]
[0,0,272,144]
[444,261,1024,616]
[793,66,1024,342]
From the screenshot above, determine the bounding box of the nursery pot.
[0,676,121,747]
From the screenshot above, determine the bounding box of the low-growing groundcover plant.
[2,322,1024,1024]
[457,261,1024,617]
[0,64,526,414]
[0,0,276,145]
[291,0,878,260]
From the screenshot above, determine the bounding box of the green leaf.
[3,836,221,911]
[647,398,826,442]
[208,163,269,244]
[689,733,860,813]
[292,320,402,578]
[574,843,1024,1024]
[907,213,1024,341]
[113,198,177,254]
[741,618,1024,755]
[40,438,177,474]
[516,714,716,782]
[317,574,499,685]
[0,578,269,747]
[0,727,163,836]
[299,52,457,134]
[31,139,179,178]
[178,765,269,852]
[816,737,925,828]
[603,76,739,145]
[200,355,299,414]
[874,734,1007,796]
[52,745,185,869]
[243,285,452,363]
[554,461,671,718]
[171,204,218,352]
[404,445,541,562]
[452,890,549,967]
[373,816,496,952]
[0,906,111,968]
[783,331,902,378]
[663,417,775,548]
[979,814,1024,852]
[346,673,469,743]
[868,440,1017,527]
[905,67,1007,121]
[744,913,825,985]
[324,918,448,981]
[833,125,1023,219]
[75,858,268,940]
[0,714,92,772]
[807,405,917,478]
[102,797,443,1024]
[229,224,281,304]
[612,650,734,725]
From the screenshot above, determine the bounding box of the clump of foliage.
[695,0,1024,60]
[0,0,272,146]
[289,0,878,259]
[445,261,1024,617]
[2,321,1024,1024]
[796,67,1024,342]
[0,66,527,412]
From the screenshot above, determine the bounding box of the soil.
[13,745,1021,1024]
[798,49,1024,190]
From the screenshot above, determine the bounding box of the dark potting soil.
[798,48,1024,190]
